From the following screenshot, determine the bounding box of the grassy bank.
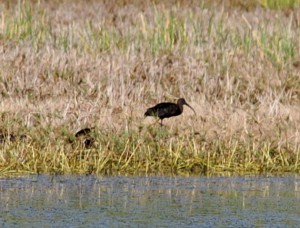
[0,0,299,176]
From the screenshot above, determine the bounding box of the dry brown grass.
[0,0,299,175]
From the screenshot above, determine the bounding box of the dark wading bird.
[144,98,196,126]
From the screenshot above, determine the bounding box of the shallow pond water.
[0,174,300,227]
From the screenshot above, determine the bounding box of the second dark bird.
[144,98,196,126]
[74,127,95,148]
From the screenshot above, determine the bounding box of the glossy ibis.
[144,98,196,126]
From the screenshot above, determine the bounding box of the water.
[0,175,300,227]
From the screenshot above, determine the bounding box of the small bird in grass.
[75,128,92,138]
[144,98,196,126]
[74,127,95,148]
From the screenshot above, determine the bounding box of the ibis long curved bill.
[180,99,196,115]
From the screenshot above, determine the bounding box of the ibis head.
[176,98,196,115]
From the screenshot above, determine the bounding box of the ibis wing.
[145,102,180,119]
[144,106,160,117]
[155,103,180,119]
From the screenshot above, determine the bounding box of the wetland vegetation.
[0,0,299,176]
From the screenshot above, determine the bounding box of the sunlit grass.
[260,0,299,9]
[0,126,299,176]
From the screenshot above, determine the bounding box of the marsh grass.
[0,127,299,176]
[0,0,300,176]
[260,0,299,9]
